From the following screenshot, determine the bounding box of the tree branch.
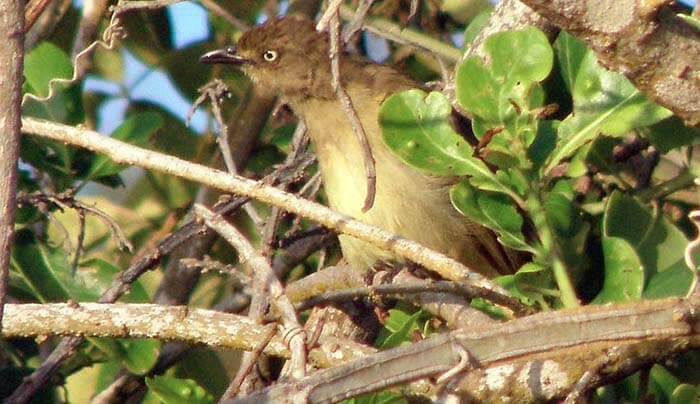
[228,298,700,403]
[0,0,24,329]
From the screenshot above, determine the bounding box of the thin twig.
[189,79,238,175]
[316,0,343,31]
[24,0,54,32]
[342,0,374,43]
[18,191,134,252]
[407,0,419,25]
[327,9,377,212]
[22,0,126,106]
[72,0,110,77]
[198,0,249,31]
[338,4,461,63]
[194,205,308,379]
[295,281,511,311]
[71,210,86,275]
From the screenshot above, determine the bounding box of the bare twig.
[189,79,237,175]
[198,0,249,31]
[18,191,134,252]
[224,124,312,396]
[72,0,110,77]
[5,297,700,402]
[0,0,24,329]
[407,0,419,25]
[316,0,343,31]
[194,205,307,379]
[327,9,377,212]
[338,4,462,63]
[21,117,524,314]
[24,0,54,32]
[71,210,86,275]
[342,0,375,43]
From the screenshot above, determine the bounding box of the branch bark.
[0,0,24,329]
[519,0,700,127]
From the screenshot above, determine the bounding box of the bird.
[201,15,519,277]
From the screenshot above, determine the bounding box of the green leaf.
[484,28,553,85]
[650,365,680,403]
[643,264,695,300]
[82,258,150,302]
[457,27,552,132]
[641,116,700,153]
[87,112,164,181]
[347,392,407,404]
[670,384,699,404]
[145,376,214,404]
[11,229,97,302]
[375,304,428,349]
[456,57,501,125]
[603,192,693,297]
[24,42,73,98]
[593,237,644,304]
[120,339,161,375]
[463,10,492,46]
[379,90,513,196]
[545,33,672,172]
[450,181,531,252]
[528,120,559,171]
[554,31,587,95]
[496,262,553,307]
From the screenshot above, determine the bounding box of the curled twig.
[22,1,127,106]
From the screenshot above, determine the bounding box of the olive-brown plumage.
[202,16,519,276]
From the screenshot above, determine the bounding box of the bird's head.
[200,16,333,99]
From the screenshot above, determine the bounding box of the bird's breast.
[294,90,487,272]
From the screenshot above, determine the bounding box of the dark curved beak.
[200,46,249,65]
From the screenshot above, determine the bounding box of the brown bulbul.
[201,16,519,277]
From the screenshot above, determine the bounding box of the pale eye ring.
[263,50,278,62]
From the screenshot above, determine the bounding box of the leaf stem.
[637,169,697,202]
[526,187,580,308]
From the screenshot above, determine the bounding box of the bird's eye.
[262,50,278,62]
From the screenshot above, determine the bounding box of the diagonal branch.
[21,117,526,315]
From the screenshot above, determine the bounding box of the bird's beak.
[200,47,250,65]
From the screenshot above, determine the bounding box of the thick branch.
[230,298,700,403]
[519,0,700,127]
[20,117,524,314]
[0,0,24,328]
[1,303,373,363]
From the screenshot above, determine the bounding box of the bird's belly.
[316,140,467,270]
